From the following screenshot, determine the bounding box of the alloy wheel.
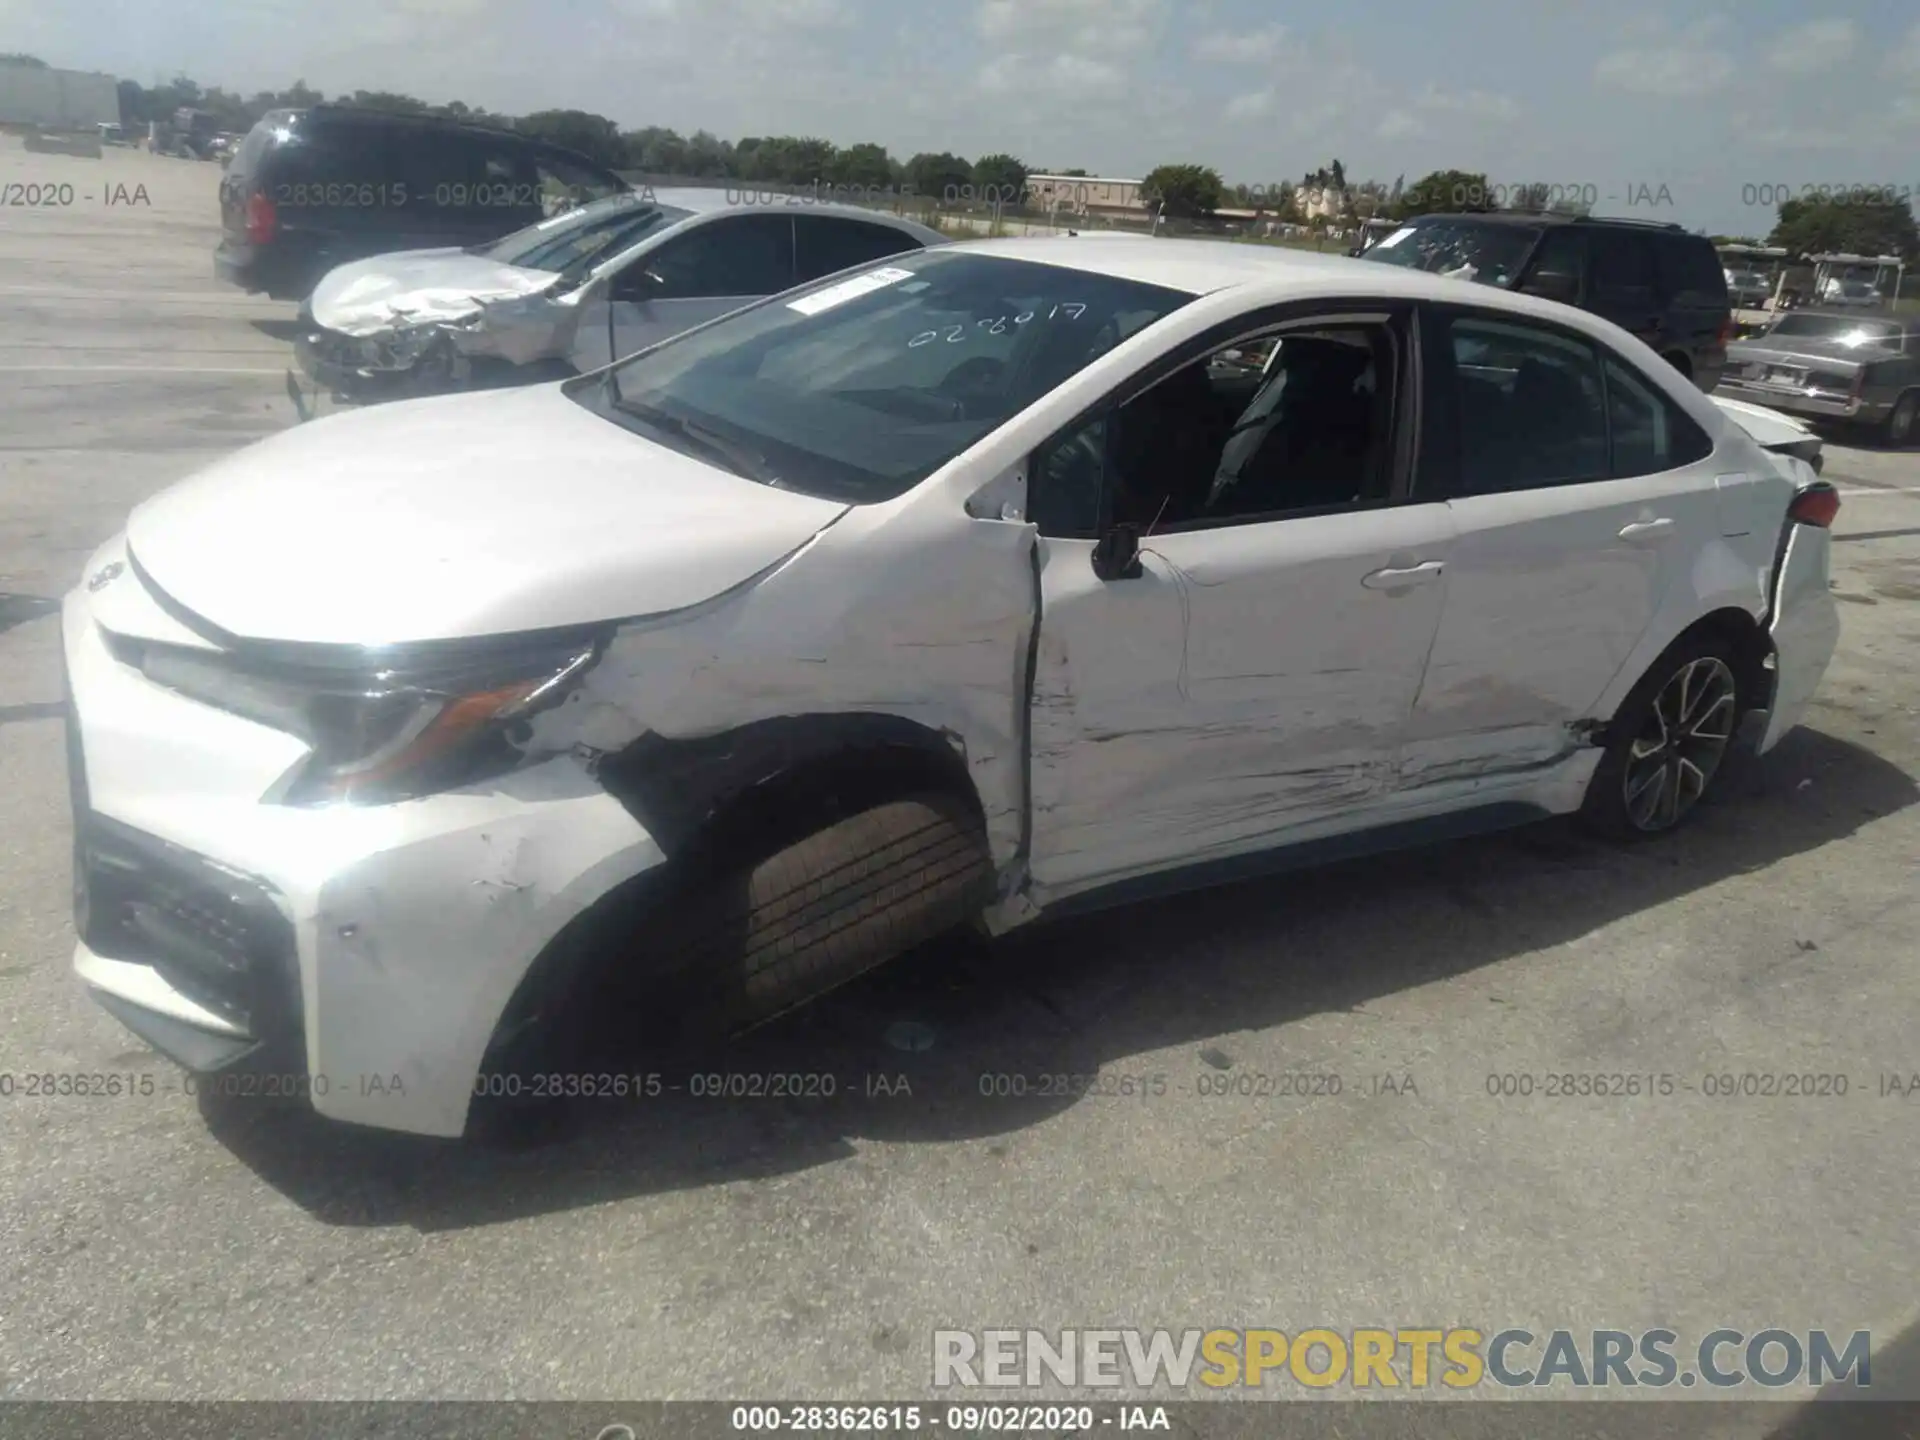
[1622,656,1737,833]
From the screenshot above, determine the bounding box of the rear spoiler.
[1710,395,1824,473]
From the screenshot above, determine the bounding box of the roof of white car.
[641,187,934,233]
[943,233,1540,309]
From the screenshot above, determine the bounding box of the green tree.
[345,89,430,115]
[906,151,974,201]
[1141,162,1225,219]
[515,109,625,168]
[1395,168,1494,218]
[623,125,689,174]
[971,152,1029,198]
[1769,197,1918,260]
[828,141,894,189]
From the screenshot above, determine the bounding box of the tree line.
[104,72,1920,258]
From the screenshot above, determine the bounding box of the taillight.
[1787,482,1840,528]
[244,190,276,245]
[1717,316,1734,345]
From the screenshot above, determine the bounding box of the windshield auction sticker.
[787,265,916,315]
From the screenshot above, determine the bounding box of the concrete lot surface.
[1,143,1918,1423]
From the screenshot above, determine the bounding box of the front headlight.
[135,633,603,805]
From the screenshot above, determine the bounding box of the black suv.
[1358,213,1733,391]
[215,106,629,301]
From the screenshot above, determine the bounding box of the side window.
[389,129,480,208]
[264,126,357,193]
[1654,236,1729,304]
[1604,357,1714,477]
[794,217,922,283]
[1526,228,1585,295]
[532,151,622,216]
[1588,231,1657,310]
[642,216,796,299]
[1445,315,1608,494]
[1029,320,1397,537]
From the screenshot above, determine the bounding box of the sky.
[7,0,1920,235]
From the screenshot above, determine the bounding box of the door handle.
[1361,560,1445,589]
[1618,517,1675,542]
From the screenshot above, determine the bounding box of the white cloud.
[1887,22,1920,80]
[1223,88,1274,120]
[1413,85,1519,121]
[1762,18,1858,73]
[1193,24,1287,64]
[1376,109,1421,140]
[977,51,1126,98]
[975,0,1161,55]
[1593,18,1734,96]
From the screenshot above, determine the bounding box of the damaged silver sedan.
[70,239,1839,1138]
[288,189,943,412]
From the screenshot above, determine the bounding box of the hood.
[1709,394,1817,449]
[1728,334,1892,368]
[310,249,564,337]
[124,385,850,646]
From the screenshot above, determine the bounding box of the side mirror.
[1521,271,1579,304]
[1091,522,1143,581]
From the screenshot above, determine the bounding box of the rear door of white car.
[1401,305,1725,783]
[1024,304,1457,900]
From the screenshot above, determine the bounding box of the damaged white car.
[66,239,1840,1138]
[289,189,942,411]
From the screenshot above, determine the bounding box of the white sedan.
[64,237,1841,1137]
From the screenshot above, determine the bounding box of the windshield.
[472,196,687,277]
[1357,219,1540,287]
[1766,314,1901,345]
[574,250,1192,504]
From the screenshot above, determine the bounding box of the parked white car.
[64,238,1840,1138]
[292,189,942,408]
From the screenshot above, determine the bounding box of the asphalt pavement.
[1,141,1917,1422]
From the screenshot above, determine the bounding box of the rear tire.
[1885,391,1919,449]
[1579,634,1742,840]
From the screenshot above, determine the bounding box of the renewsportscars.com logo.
[932,1328,1873,1391]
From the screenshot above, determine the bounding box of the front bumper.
[62,545,667,1136]
[292,328,443,407]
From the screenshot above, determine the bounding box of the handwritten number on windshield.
[907,304,1083,349]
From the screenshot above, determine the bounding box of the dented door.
[1025,504,1456,901]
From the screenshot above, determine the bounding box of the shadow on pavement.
[202,725,1916,1230]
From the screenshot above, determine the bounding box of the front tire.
[1580,635,1741,839]
[657,794,994,1034]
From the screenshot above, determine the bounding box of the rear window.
[1766,314,1902,345]
[1655,235,1729,301]
[230,119,281,176]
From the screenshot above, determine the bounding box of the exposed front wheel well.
[476,725,994,1110]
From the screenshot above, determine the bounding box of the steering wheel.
[934,355,1009,420]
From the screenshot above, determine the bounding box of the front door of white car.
[1022,310,1457,900]
[1401,307,1726,783]
[568,213,798,372]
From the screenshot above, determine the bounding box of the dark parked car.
[1358,213,1733,391]
[1717,308,1919,446]
[215,106,629,301]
